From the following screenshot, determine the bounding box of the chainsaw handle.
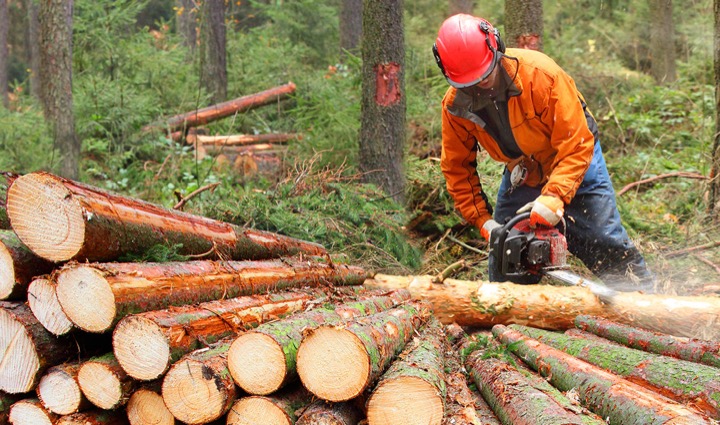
[501,212,566,234]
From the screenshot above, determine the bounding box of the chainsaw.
[489,212,617,301]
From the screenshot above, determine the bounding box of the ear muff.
[479,20,505,54]
[432,43,448,78]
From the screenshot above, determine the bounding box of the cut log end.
[226,397,292,425]
[27,278,74,336]
[367,376,445,425]
[228,332,286,395]
[37,368,83,415]
[8,400,55,425]
[56,266,116,333]
[6,173,86,262]
[113,316,170,381]
[0,308,40,393]
[77,362,123,410]
[0,241,14,299]
[297,327,369,402]
[161,359,229,424]
[127,389,175,425]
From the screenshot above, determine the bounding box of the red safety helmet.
[433,14,503,88]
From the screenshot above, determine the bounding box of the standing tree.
[359,0,406,203]
[39,0,79,179]
[176,0,197,54]
[26,0,42,101]
[340,0,362,54]
[711,0,720,219]
[199,0,227,104]
[448,0,475,16]
[504,0,543,51]
[0,0,8,108]
[649,0,677,84]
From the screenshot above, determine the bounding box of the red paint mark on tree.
[517,34,541,51]
[375,63,401,106]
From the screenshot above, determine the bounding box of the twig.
[617,172,707,196]
[433,260,466,283]
[446,233,486,255]
[664,240,720,258]
[692,253,720,275]
[173,182,221,210]
[154,153,172,181]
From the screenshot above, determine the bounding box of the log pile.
[0,171,719,424]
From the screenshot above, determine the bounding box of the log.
[226,386,313,425]
[186,133,298,146]
[295,400,363,425]
[296,302,430,402]
[36,362,90,415]
[6,171,326,263]
[55,258,367,333]
[511,324,720,418]
[0,393,22,425]
[8,398,58,425]
[575,315,720,368]
[126,382,174,425]
[366,317,446,425]
[55,410,129,425]
[113,289,323,381]
[77,353,135,411]
[492,324,714,424]
[364,274,720,339]
[0,231,54,300]
[0,302,77,393]
[0,176,9,230]
[164,82,296,131]
[27,277,74,336]
[227,289,412,395]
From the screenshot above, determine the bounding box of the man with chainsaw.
[433,14,654,292]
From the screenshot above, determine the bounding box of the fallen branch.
[172,182,220,210]
[617,171,707,196]
[693,253,720,274]
[664,240,720,258]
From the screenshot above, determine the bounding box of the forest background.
[0,0,716,296]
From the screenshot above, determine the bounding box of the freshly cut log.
[0,393,22,424]
[575,315,720,368]
[228,289,412,395]
[365,274,720,338]
[226,386,313,425]
[492,324,714,424]
[113,290,322,381]
[296,302,430,402]
[164,82,296,131]
[77,353,134,410]
[8,398,58,425]
[187,133,297,146]
[0,231,54,300]
[0,302,76,393]
[126,383,174,425]
[366,317,446,425]
[511,324,720,419]
[56,258,367,333]
[27,278,74,336]
[37,362,89,415]
[296,400,363,425]
[6,171,326,263]
[161,338,236,424]
[55,409,129,425]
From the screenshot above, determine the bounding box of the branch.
[617,172,707,196]
[664,240,720,258]
[692,253,720,275]
[173,182,221,210]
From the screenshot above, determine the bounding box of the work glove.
[480,219,501,242]
[516,195,564,228]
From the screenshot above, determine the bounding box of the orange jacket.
[440,48,595,229]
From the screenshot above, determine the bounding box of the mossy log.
[511,324,720,419]
[296,400,363,425]
[37,362,90,415]
[55,409,130,425]
[575,315,720,368]
[8,398,58,425]
[27,277,74,336]
[296,301,431,402]
[77,353,135,411]
[492,325,713,424]
[0,230,54,300]
[227,289,412,395]
[226,386,313,425]
[126,382,174,425]
[55,258,367,333]
[366,317,446,425]
[6,171,326,263]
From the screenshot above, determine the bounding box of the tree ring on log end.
[8,400,54,425]
[296,327,369,402]
[78,362,123,410]
[113,316,171,381]
[226,397,292,425]
[366,376,444,425]
[38,367,83,415]
[228,332,286,395]
[162,359,228,424]
[127,388,175,425]
[6,173,86,262]
[28,278,74,336]
[0,308,40,393]
[0,241,14,299]
[56,266,116,333]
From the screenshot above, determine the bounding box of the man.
[433,14,654,291]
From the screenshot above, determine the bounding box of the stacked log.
[0,231,54,300]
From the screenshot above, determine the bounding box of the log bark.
[226,386,313,425]
[186,133,298,146]
[0,302,77,393]
[575,315,720,368]
[366,317,446,425]
[6,171,326,263]
[227,289,412,395]
[492,324,714,424]
[511,324,720,419]
[296,301,431,402]
[0,178,9,230]
[77,353,135,411]
[55,258,367,333]
[37,362,90,415]
[364,274,720,339]
[27,277,74,336]
[296,400,363,425]
[0,230,54,300]
[8,398,58,425]
[55,409,129,425]
[163,82,296,131]
[126,382,174,425]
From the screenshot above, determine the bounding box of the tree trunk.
[366,317,446,425]
[339,0,362,55]
[176,0,197,54]
[296,302,430,402]
[227,289,412,395]
[6,171,327,263]
[492,325,714,424]
[649,0,677,83]
[360,0,406,203]
[227,386,313,425]
[0,230,55,300]
[186,133,298,146]
[26,0,41,101]
[504,0,543,50]
[296,400,363,425]
[55,258,367,333]
[199,0,227,104]
[8,398,59,425]
[0,0,8,108]
[448,0,475,15]
[37,362,90,415]
[126,383,174,425]
[711,0,720,218]
[574,315,720,368]
[55,409,129,425]
[27,277,74,336]
[77,353,135,411]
